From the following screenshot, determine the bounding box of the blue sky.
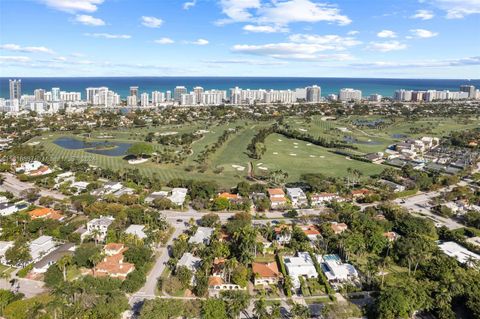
[0,0,479,78]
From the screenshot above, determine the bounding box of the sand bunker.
[232,164,245,171]
[289,153,297,156]
[128,158,149,164]
[258,167,268,171]
[273,152,278,155]
[159,131,178,136]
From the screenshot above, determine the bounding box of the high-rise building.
[339,88,362,101]
[129,86,139,98]
[9,79,21,100]
[369,94,382,102]
[141,93,149,107]
[193,86,204,104]
[174,86,187,102]
[151,91,165,105]
[127,95,137,106]
[180,92,196,105]
[51,88,61,102]
[166,90,172,101]
[460,85,476,98]
[295,88,307,101]
[306,85,321,102]
[34,89,45,101]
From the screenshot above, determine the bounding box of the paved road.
[129,222,187,306]
[0,173,66,200]
[0,278,46,298]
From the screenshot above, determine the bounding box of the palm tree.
[57,254,72,282]
[89,252,103,276]
[270,301,282,319]
[254,297,268,319]
[90,229,102,246]
[290,303,310,319]
[225,258,238,283]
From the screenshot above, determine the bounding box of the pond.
[53,137,132,157]
[343,136,382,145]
[392,134,408,139]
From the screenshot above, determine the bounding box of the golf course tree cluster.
[127,142,154,159]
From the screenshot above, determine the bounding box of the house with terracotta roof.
[351,189,371,199]
[383,231,400,242]
[94,243,135,280]
[299,225,321,241]
[218,192,241,202]
[252,261,283,286]
[274,224,292,244]
[208,257,246,295]
[28,207,63,221]
[331,222,348,235]
[268,188,287,209]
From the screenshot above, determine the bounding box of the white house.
[438,241,480,267]
[168,188,188,206]
[0,203,18,216]
[29,236,56,264]
[177,252,201,273]
[310,193,342,206]
[283,252,319,288]
[0,241,14,265]
[125,224,147,240]
[319,254,358,288]
[16,161,42,173]
[189,227,214,245]
[32,243,75,274]
[286,188,308,208]
[379,180,406,193]
[84,216,115,242]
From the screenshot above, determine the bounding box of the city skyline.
[0,0,479,79]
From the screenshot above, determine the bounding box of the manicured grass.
[254,133,385,181]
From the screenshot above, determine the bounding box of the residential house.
[29,236,56,264]
[351,189,371,199]
[83,216,114,242]
[144,191,169,204]
[91,182,123,196]
[32,243,75,274]
[268,188,287,209]
[169,188,188,206]
[0,241,14,265]
[286,188,308,208]
[252,261,283,286]
[365,152,384,164]
[208,257,246,294]
[331,222,348,235]
[379,180,406,193]
[319,254,359,288]
[283,252,318,289]
[28,207,63,221]
[0,203,18,216]
[125,225,147,240]
[94,243,135,279]
[189,227,214,245]
[177,252,201,273]
[274,224,292,244]
[383,231,400,242]
[310,193,342,207]
[438,241,480,267]
[300,225,321,241]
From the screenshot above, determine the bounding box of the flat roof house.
[33,243,75,274]
[29,235,56,264]
[319,254,358,289]
[189,227,214,245]
[283,252,318,289]
[268,188,287,209]
[286,188,308,208]
[438,241,480,267]
[84,216,114,243]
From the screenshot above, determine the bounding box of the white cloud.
[427,0,480,18]
[189,38,209,45]
[75,14,105,26]
[84,33,131,39]
[217,0,351,26]
[243,24,287,33]
[203,59,288,65]
[350,56,480,68]
[368,41,407,52]
[347,30,359,35]
[0,43,55,54]
[154,37,175,44]
[0,56,32,63]
[410,29,439,38]
[231,33,360,61]
[411,10,434,20]
[40,0,104,13]
[377,30,397,38]
[183,0,197,10]
[141,16,163,28]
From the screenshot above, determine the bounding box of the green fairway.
[252,133,386,181]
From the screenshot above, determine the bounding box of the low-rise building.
[438,241,480,267]
[252,261,283,286]
[286,188,308,208]
[0,241,14,265]
[29,235,56,263]
[83,216,114,242]
[0,202,19,216]
[283,252,318,288]
[94,243,135,279]
[331,222,348,235]
[125,224,147,240]
[319,254,359,288]
[169,188,188,206]
[310,193,342,206]
[299,225,321,241]
[268,188,287,209]
[274,224,292,244]
[189,227,214,245]
[379,180,406,193]
[32,243,75,274]
[177,252,201,273]
[28,207,63,221]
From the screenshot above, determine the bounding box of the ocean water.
[1,77,479,99]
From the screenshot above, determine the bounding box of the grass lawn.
[254,133,385,181]
[254,254,276,263]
